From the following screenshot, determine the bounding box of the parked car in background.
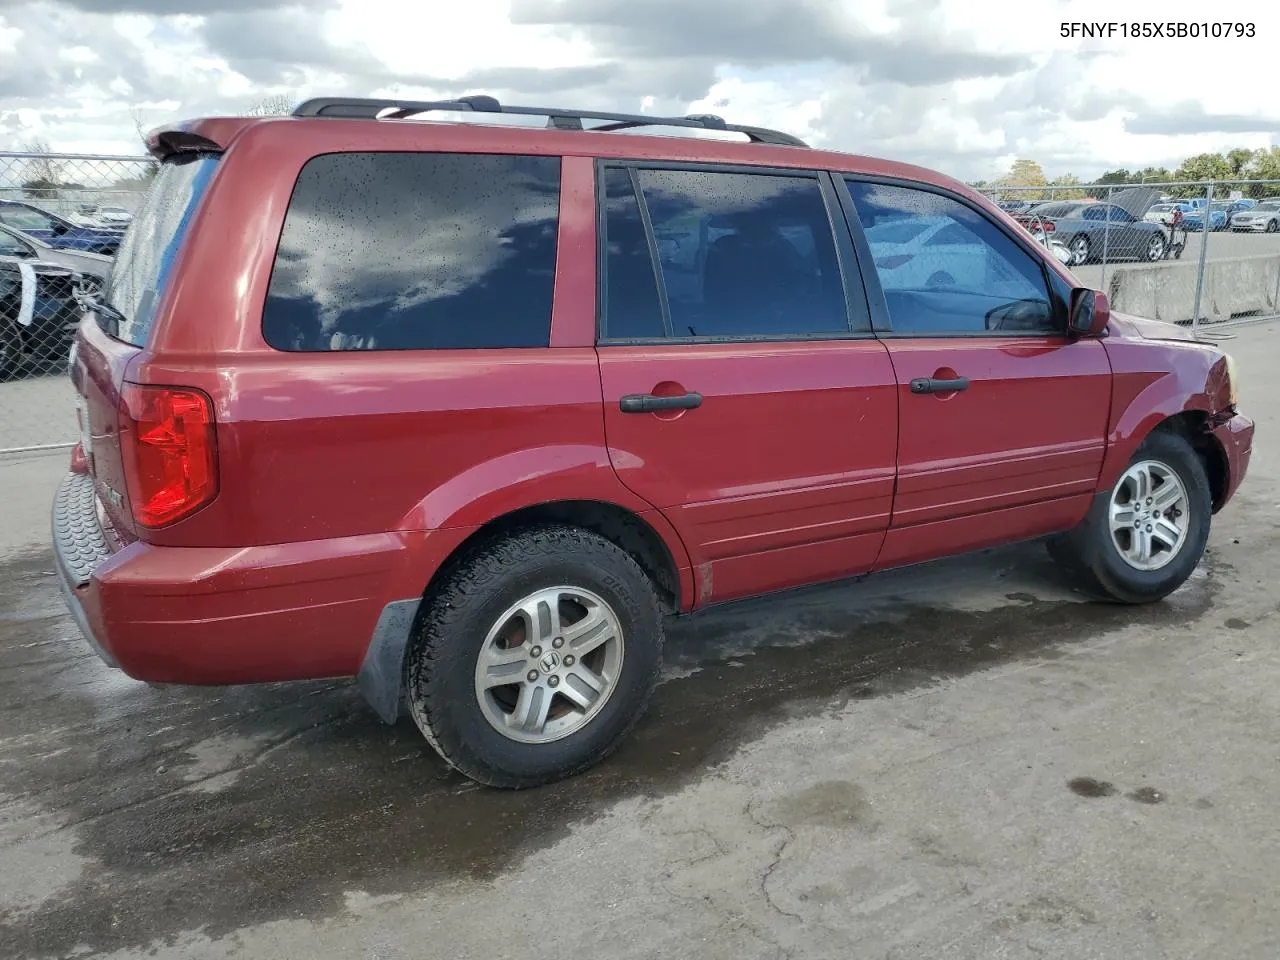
[1182,206,1229,232]
[0,199,124,256]
[53,95,1253,789]
[0,222,112,295]
[1144,202,1194,226]
[1016,200,1167,265]
[93,206,134,228]
[0,253,84,379]
[1230,199,1280,233]
[997,199,1036,214]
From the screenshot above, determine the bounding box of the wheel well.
[428,501,682,613]
[1155,412,1228,510]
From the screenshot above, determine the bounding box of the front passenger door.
[841,178,1112,570]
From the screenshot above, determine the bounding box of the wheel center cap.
[539,651,562,674]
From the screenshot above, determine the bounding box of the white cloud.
[0,0,1275,181]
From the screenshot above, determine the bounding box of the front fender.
[1098,335,1230,491]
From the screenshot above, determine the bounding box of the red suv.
[54,96,1254,788]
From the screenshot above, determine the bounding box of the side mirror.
[1069,288,1110,337]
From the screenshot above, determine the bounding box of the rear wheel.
[406,525,664,788]
[1069,235,1091,266]
[1145,233,1166,261]
[1047,430,1211,604]
[1267,219,1279,234]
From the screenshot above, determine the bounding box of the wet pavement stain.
[1225,618,1250,630]
[1067,777,1119,798]
[1127,787,1166,805]
[0,542,1223,958]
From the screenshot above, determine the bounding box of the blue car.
[0,199,124,255]
[1182,207,1228,232]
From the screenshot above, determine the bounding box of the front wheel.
[1267,219,1279,234]
[1069,235,1091,266]
[1047,430,1212,604]
[1145,233,1166,262]
[406,525,664,788]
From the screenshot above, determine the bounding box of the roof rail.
[290,95,809,148]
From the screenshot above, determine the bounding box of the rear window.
[103,154,219,346]
[262,152,561,352]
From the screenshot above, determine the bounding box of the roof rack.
[291,95,809,148]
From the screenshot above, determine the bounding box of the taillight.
[121,385,218,528]
[1041,220,1055,232]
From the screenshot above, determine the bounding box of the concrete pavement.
[1,323,1278,960]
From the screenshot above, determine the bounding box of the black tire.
[406,524,664,788]
[0,320,22,381]
[30,331,69,376]
[1145,232,1166,262]
[1069,235,1091,266]
[1267,219,1279,234]
[1048,430,1212,604]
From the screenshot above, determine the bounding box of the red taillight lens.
[121,385,218,528]
[1041,220,1055,232]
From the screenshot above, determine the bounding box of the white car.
[1230,200,1280,233]
[94,206,134,227]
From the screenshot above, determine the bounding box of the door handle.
[910,377,970,395]
[619,392,703,413]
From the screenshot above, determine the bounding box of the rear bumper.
[1212,412,1254,509]
[51,472,467,688]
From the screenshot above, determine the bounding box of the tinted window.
[847,180,1055,335]
[0,230,33,257]
[1082,206,1107,221]
[631,168,854,338]
[263,153,560,351]
[600,167,665,339]
[104,155,218,347]
[0,204,59,232]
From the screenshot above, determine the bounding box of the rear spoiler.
[144,117,261,161]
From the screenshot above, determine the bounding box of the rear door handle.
[619,392,703,413]
[910,377,970,395]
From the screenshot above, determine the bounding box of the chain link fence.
[1,151,156,453]
[2,152,1279,453]
[973,179,1280,338]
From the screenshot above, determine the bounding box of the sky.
[0,0,1275,183]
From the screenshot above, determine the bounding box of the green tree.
[998,158,1047,200]
[1134,166,1172,184]
[1048,173,1088,200]
[1226,148,1257,178]
[1096,168,1132,185]
[1174,152,1232,183]
[1246,147,1280,197]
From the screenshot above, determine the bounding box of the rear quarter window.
[262,152,561,351]
[104,154,218,347]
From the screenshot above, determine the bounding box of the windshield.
[0,230,34,257]
[102,154,219,346]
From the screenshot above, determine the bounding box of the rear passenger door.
[839,178,1112,569]
[595,164,899,606]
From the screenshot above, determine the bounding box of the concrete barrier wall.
[1108,255,1280,325]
